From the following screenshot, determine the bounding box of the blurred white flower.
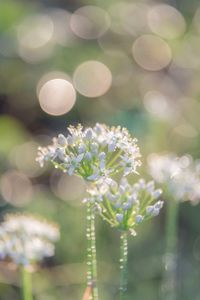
[148,153,200,203]
[36,123,141,181]
[84,177,163,233]
[0,213,60,266]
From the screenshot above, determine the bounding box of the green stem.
[107,150,123,168]
[86,202,99,300]
[162,200,179,300]
[21,267,33,300]
[119,232,128,300]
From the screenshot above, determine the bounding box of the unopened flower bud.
[58,134,67,146]
[135,215,143,224]
[116,214,124,223]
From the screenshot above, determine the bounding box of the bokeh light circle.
[73,60,112,98]
[148,4,186,39]
[143,90,174,121]
[17,14,54,48]
[132,34,172,71]
[121,3,149,36]
[9,141,42,177]
[0,170,32,207]
[38,78,76,115]
[50,172,86,206]
[70,6,110,40]
[100,51,133,86]
[48,8,76,46]
[17,14,54,63]
[174,35,200,69]
[193,7,200,34]
[108,2,129,35]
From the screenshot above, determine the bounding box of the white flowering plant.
[148,153,200,300]
[36,123,141,181]
[0,213,59,300]
[148,153,200,203]
[84,177,163,299]
[0,213,59,266]
[36,123,142,300]
[36,123,165,300]
[84,178,163,234]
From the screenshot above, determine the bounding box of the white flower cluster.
[36,123,141,181]
[0,213,60,266]
[84,178,163,234]
[148,153,200,203]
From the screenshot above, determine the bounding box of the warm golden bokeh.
[38,78,76,115]
[73,60,112,97]
[70,6,110,40]
[132,34,172,71]
[148,4,186,39]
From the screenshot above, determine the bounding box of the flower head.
[84,178,163,234]
[36,123,141,181]
[0,213,60,266]
[148,153,200,203]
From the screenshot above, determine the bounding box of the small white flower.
[108,142,116,152]
[58,134,67,146]
[85,128,94,140]
[152,189,162,199]
[122,202,132,210]
[99,160,105,171]
[76,153,84,163]
[67,135,74,145]
[107,192,116,202]
[78,144,87,154]
[87,172,99,181]
[116,214,124,223]
[56,148,66,161]
[155,200,164,210]
[146,206,154,214]
[85,152,92,161]
[152,208,160,216]
[68,165,75,176]
[135,215,143,224]
[90,143,99,155]
[0,214,59,266]
[99,152,106,160]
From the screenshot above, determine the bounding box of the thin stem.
[86,202,99,300]
[21,267,33,300]
[162,200,179,300]
[107,150,123,168]
[119,231,128,300]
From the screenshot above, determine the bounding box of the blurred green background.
[0,0,200,299]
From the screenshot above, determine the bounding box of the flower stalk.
[162,200,179,300]
[119,232,128,300]
[21,267,33,300]
[86,202,98,300]
[148,153,200,299]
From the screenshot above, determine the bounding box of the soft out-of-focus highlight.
[0,0,200,299]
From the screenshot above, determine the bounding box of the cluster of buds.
[36,123,141,181]
[148,153,200,203]
[0,213,60,267]
[84,178,163,234]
